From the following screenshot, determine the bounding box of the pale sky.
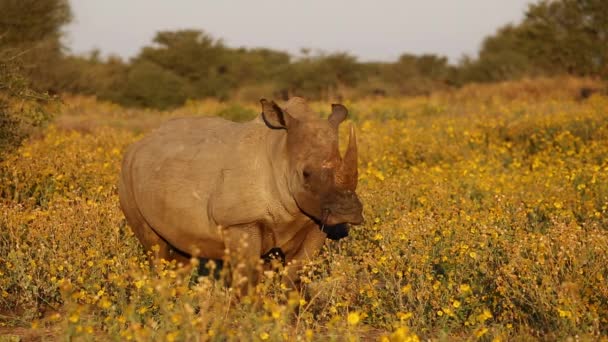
[65,0,535,64]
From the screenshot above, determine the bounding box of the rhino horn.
[336,124,358,190]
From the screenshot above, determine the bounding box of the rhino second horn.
[336,124,358,190]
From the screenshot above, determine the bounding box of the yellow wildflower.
[347,311,361,325]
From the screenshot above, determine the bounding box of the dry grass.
[1,78,607,341]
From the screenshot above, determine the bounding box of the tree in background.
[2,0,606,111]
[136,30,229,99]
[112,30,291,107]
[0,58,49,155]
[0,0,72,92]
[459,0,608,83]
[0,0,70,155]
[280,52,361,99]
[0,0,71,46]
[121,60,194,109]
[381,53,451,95]
[105,30,364,107]
[57,52,129,100]
[455,25,537,84]
[520,0,607,77]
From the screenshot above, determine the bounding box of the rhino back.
[126,116,275,257]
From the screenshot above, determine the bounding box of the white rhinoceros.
[118,97,363,289]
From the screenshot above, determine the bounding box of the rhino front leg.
[223,223,263,296]
[282,225,327,290]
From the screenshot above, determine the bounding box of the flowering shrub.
[1,78,607,340]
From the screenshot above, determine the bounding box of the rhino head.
[261,98,364,228]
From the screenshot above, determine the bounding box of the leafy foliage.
[0,0,72,92]
[0,0,71,46]
[0,0,69,156]
[460,0,608,82]
[4,0,608,110]
[0,51,54,157]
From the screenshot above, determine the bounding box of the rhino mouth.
[321,213,350,240]
[321,205,364,226]
[317,208,360,241]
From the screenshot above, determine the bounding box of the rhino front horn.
[337,124,358,190]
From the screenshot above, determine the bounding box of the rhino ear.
[261,99,295,129]
[328,104,348,128]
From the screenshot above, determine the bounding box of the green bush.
[0,58,54,157]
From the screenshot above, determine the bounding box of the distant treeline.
[1,0,607,110]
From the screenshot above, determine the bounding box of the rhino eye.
[302,169,312,180]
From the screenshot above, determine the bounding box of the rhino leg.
[282,224,327,290]
[261,247,286,265]
[222,223,263,296]
[197,258,224,279]
[128,214,191,267]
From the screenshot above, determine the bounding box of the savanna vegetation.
[2,0,607,111]
[1,77,607,341]
[2,0,608,340]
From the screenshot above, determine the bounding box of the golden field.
[1,78,607,341]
